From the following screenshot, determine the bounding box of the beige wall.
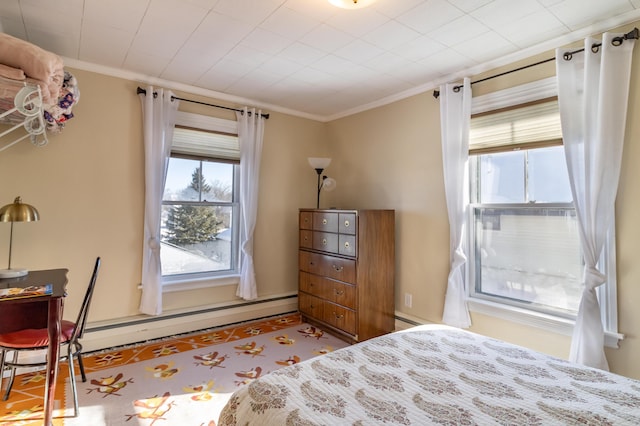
[1,21,638,381]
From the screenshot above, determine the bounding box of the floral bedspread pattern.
[218,324,640,425]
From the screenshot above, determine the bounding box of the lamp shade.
[308,157,331,170]
[328,0,376,9]
[0,197,40,223]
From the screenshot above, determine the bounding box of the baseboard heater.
[81,293,299,354]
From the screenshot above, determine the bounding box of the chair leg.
[67,346,79,417]
[2,351,18,401]
[77,353,86,382]
[0,350,6,395]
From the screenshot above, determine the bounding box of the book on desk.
[0,284,53,300]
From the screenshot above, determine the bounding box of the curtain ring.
[591,43,600,53]
[563,52,573,61]
[453,85,461,93]
[612,36,624,46]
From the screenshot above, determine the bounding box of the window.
[467,78,620,345]
[160,113,240,284]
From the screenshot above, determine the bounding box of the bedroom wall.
[0,68,326,325]
[326,22,640,380]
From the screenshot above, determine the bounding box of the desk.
[0,269,68,426]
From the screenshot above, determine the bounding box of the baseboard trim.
[81,293,299,353]
[394,311,433,331]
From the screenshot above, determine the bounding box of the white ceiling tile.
[299,24,356,53]
[79,23,132,67]
[334,39,384,63]
[241,28,294,55]
[631,0,640,8]
[325,8,388,37]
[419,48,475,76]
[258,55,305,77]
[182,12,253,53]
[547,0,633,30]
[428,15,489,47]
[496,9,568,48]
[446,0,493,13]
[371,0,425,18]
[213,0,286,25]
[452,30,517,63]
[259,6,320,39]
[225,45,272,68]
[396,0,465,34]
[283,0,339,21]
[0,0,21,17]
[471,0,544,29]
[161,49,218,84]
[25,28,79,58]
[393,35,446,62]
[278,42,328,65]
[365,52,412,73]
[288,67,335,85]
[83,0,149,32]
[361,20,421,50]
[309,55,359,79]
[0,18,26,39]
[122,50,171,76]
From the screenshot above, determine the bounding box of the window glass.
[160,122,239,278]
[472,146,584,317]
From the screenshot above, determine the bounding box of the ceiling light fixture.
[328,0,377,10]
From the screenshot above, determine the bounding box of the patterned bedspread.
[218,324,640,425]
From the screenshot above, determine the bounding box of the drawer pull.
[322,218,328,225]
[333,312,344,319]
[344,220,350,227]
[332,265,344,272]
[344,241,350,248]
[322,238,327,245]
[334,289,344,296]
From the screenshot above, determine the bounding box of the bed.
[218,324,640,425]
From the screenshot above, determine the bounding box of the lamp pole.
[315,168,324,209]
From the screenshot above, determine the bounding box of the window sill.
[467,298,623,349]
[161,274,240,293]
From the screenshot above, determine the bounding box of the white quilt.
[219,324,640,425]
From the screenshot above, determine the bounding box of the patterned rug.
[0,314,349,425]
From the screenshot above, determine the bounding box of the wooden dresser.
[298,208,395,343]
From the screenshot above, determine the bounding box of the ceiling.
[1,0,640,121]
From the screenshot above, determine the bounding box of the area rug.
[0,314,349,425]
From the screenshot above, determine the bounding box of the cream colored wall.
[326,22,640,380]
[0,68,327,323]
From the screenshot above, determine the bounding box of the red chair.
[0,257,100,417]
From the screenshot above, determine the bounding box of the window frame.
[465,77,622,347]
[161,112,241,292]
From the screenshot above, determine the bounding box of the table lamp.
[0,196,40,278]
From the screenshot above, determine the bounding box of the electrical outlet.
[404,293,412,308]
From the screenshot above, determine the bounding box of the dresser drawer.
[299,251,356,284]
[338,234,356,257]
[300,211,313,230]
[339,213,356,235]
[323,302,356,335]
[299,292,323,319]
[299,271,356,309]
[313,231,338,253]
[299,230,313,249]
[313,211,338,232]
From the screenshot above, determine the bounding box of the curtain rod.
[136,87,270,119]
[433,27,639,99]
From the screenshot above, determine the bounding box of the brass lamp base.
[0,268,28,278]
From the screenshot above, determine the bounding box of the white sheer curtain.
[235,107,265,300]
[138,86,179,315]
[440,78,472,328]
[556,32,635,369]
